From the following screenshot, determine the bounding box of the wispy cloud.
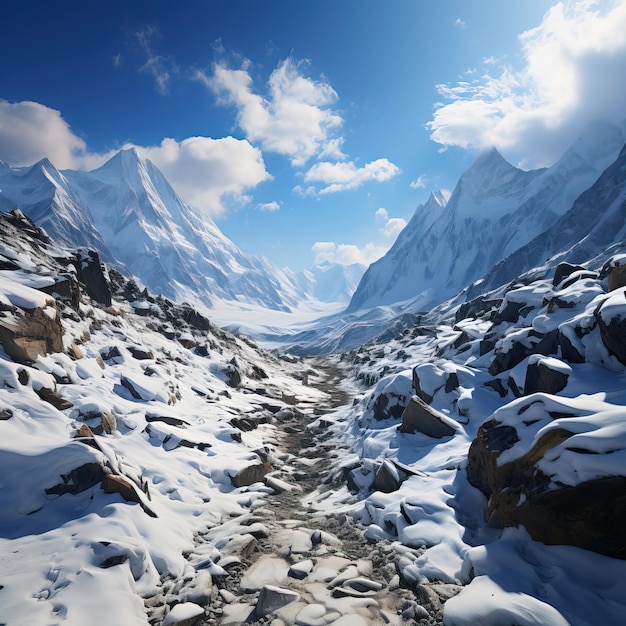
[198,56,344,166]
[299,158,400,194]
[428,0,626,167]
[454,18,467,29]
[410,174,427,189]
[257,201,280,212]
[136,26,177,95]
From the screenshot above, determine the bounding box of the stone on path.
[239,556,290,592]
[163,602,204,626]
[256,584,300,617]
[289,559,314,580]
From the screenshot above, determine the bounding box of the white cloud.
[0,100,90,168]
[428,0,626,166]
[380,217,407,239]
[136,136,271,216]
[375,207,389,222]
[312,241,387,266]
[454,18,467,29]
[302,158,400,194]
[200,56,344,166]
[410,174,427,189]
[0,99,270,217]
[312,209,406,267]
[257,201,280,212]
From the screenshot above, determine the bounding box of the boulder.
[224,364,242,388]
[412,362,461,403]
[523,356,571,395]
[467,407,626,559]
[371,373,413,421]
[231,462,273,488]
[497,475,626,558]
[127,346,154,360]
[466,418,519,498]
[35,387,74,410]
[374,460,403,493]
[103,475,157,517]
[398,396,457,438]
[595,293,626,366]
[162,602,204,626]
[552,262,586,287]
[0,304,63,364]
[45,462,106,496]
[0,407,13,420]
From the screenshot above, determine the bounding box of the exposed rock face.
[72,249,112,306]
[224,364,242,388]
[399,396,457,438]
[0,304,63,363]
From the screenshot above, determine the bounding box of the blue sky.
[2,1,625,271]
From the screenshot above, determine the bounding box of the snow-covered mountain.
[0,149,310,312]
[292,261,365,304]
[471,137,626,298]
[348,120,626,313]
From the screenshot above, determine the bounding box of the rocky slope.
[316,254,626,625]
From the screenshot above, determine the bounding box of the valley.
[1,120,626,626]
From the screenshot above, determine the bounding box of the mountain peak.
[429,190,450,208]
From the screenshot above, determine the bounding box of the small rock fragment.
[256,585,300,617]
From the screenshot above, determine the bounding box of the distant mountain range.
[0,149,363,312]
[2,120,625,355]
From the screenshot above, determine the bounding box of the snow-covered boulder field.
[315,258,626,625]
[0,211,325,625]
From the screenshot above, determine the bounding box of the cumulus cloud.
[312,241,387,266]
[380,217,407,239]
[135,136,271,216]
[375,207,389,222]
[428,0,626,166]
[301,158,400,194]
[199,56,344,166]
[312,208,406,267]
[454,18,467,29]
[0,100,91,168]
[0,99,270,217]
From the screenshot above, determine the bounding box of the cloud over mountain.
[428,0,626,167]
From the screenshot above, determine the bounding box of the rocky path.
[185,364,447,626]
